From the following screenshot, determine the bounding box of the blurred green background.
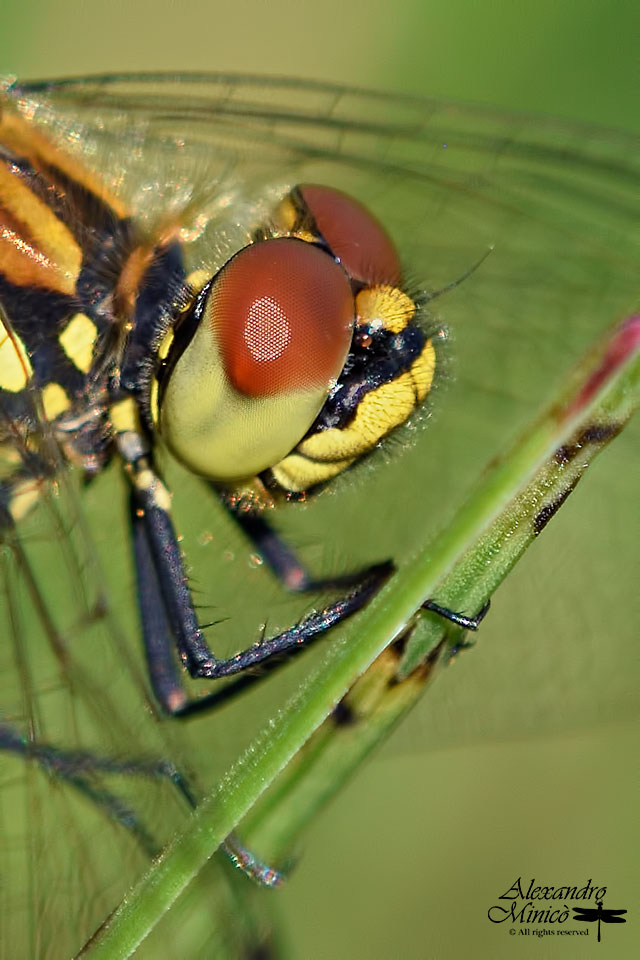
[2,2,638,958]
[2,0,638,131]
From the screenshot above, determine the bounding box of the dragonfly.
[572,902,628,943]
[0,75,638,959]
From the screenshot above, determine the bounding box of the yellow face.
[156,185,436,493]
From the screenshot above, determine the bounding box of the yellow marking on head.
[270,454,355,493]
[297,375,418,464]
[59,313,97,373]
[158,329,174,361]
[270,197,316,243]
[410,339,436,402]
[149,329,175,428]
[0,163,82,295]
[150,377,159,428]
[270,339,435,492]
[355,286,416,334]
[0,320,32,391]
[41,382,70,420]
[110,397,139,434]
[185,269,210,294]
[273,196,298,232]
[293,229,317,244]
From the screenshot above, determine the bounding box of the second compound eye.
[297,184,402,287]
[210,237,355,397]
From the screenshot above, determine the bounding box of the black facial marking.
[309,324,426,434]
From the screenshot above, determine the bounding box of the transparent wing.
[1,75,639,956]
[0,401,238,956]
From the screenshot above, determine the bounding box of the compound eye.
[210,237,354,396]
[159,237,355,482]
[299,184,402,286]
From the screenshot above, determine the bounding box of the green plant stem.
[241,311,640,861]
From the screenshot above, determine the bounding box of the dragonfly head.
[155,185,435,492]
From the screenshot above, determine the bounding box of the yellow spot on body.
[135,467,172,512]
[0,318,32,391]
[135,468,154,491]
[356,286,416,333]
[110,397,138,434]
[271,197,316,242]
[59,313,96,373]
[0,441,22,479]
[293,229,317,244]
[8,477,43,522]
[41,382,69,420]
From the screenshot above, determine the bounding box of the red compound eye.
[299,184,402,286]
[208,237,355,397]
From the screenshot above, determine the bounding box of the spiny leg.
[129,460,391,701]
[131,494,188,715]
[220,489,490,633]
[118,427,392,712]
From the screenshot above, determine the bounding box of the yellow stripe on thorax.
[110,397,140,434]
[0,109,128,219]
[41,382,70,420]
[0,440,23,479]
[0,161,82,295]
[6,475,45,523]
[59,312,97,373]
[0,303,33,391]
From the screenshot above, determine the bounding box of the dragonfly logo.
[572,901,627,943]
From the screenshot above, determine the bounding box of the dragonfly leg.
[222,491,387,594]
[124,448,392,715]
[422,598,491,631]
[0,720,196,857]
[3,719,281,882]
